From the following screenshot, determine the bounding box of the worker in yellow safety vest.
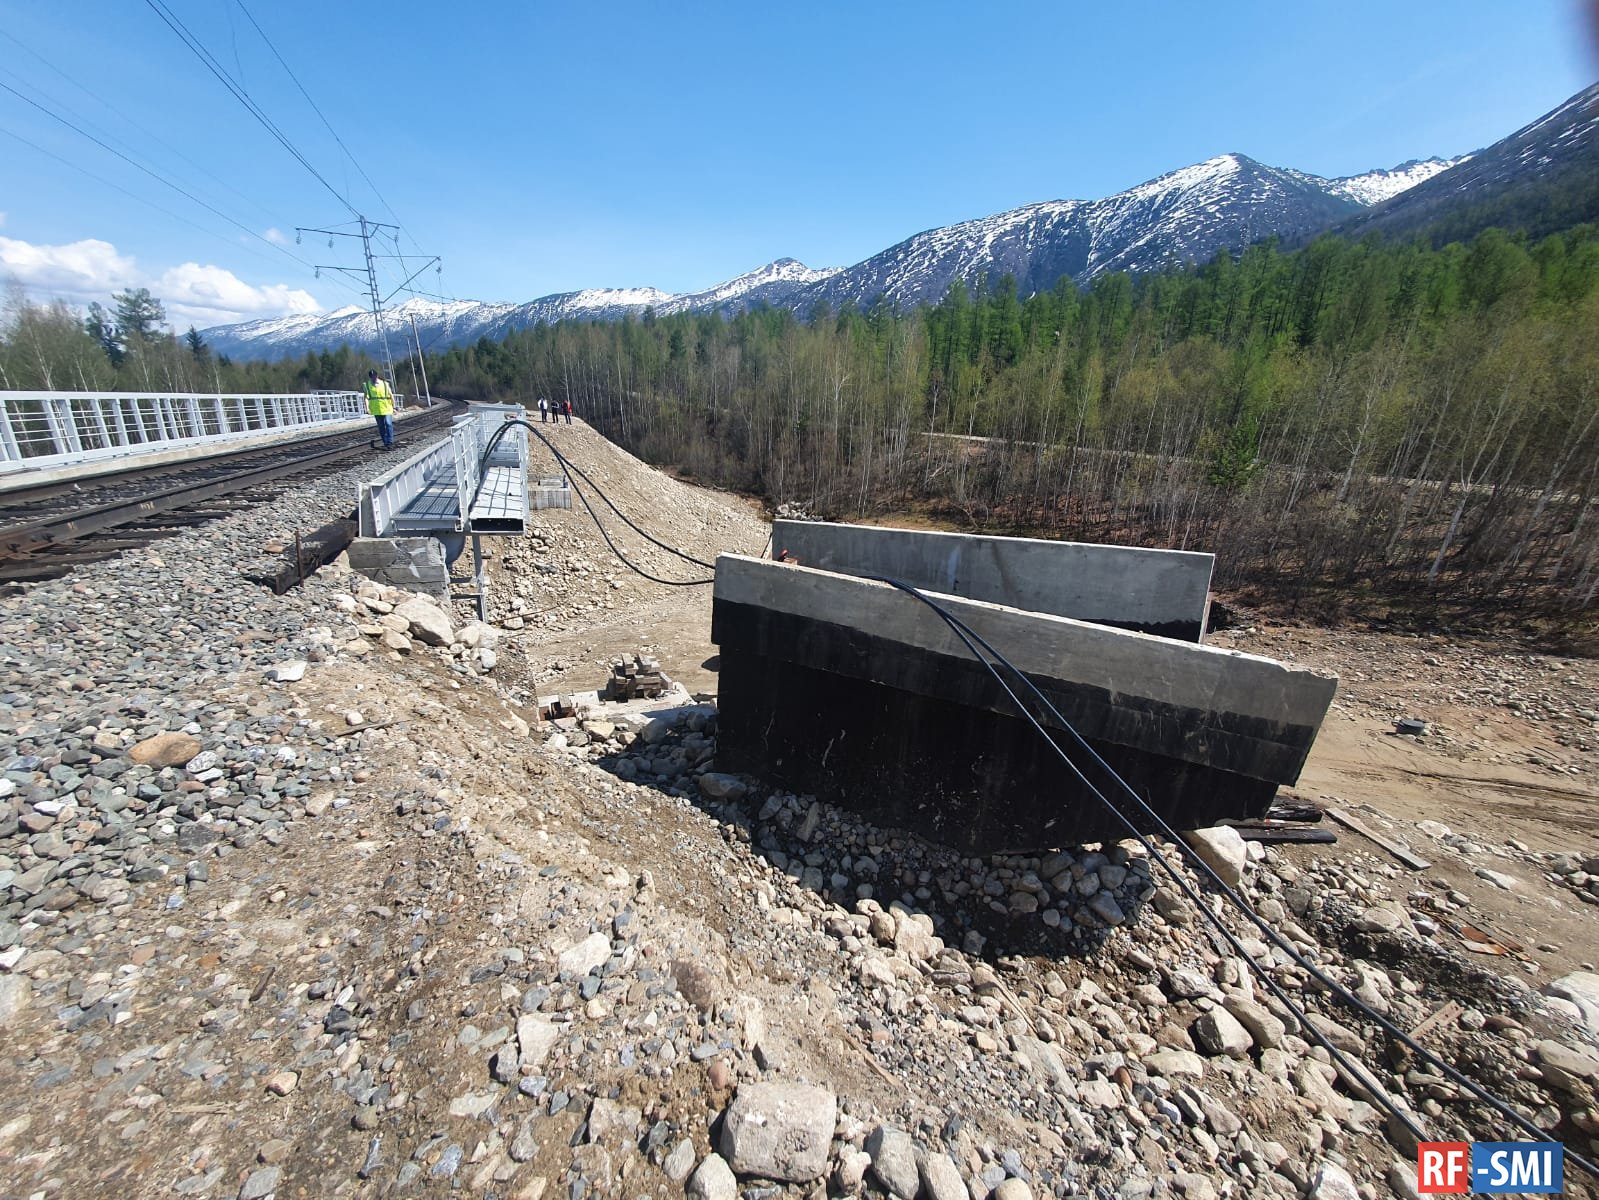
[363,369,396,450]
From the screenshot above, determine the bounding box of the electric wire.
[474,419,713,586]
[0,28,284,229]
[872,578,1599,1180]
[482,447,1595,1176]
[479,418,717,572]
[230,0,399,224]
[142,0,359,218]
[0,119,364,302]
[0,77,332,279]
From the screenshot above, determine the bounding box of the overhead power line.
[230,0,398,225]
[0,76,341,284]
[0,119,363,303]
[0,27,282,229]
[141,0,359,218]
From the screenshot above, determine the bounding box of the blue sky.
[0,0,1594,327]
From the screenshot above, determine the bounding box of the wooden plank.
[1409,1000,1462,1039]
[1233,825,1337,845]
[1324,806,1431,871]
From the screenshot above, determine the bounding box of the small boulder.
[698,774,747,802]
[557,932,611,978]
[516,1014,559,1068]
[686,1153,736,1200]
[863,1125,919,1200]
[1222,998,1285,1050]
[1545,972,1599,1035]
[128,732,202,768]
[1181,826,1248,888]
[394,597,454,647]
[1191,1007,1252,1058]
[718,1082,836,1182]
[0,976,31,1027]
[1307,1162,1359,1200]
[918,1152,967,1200]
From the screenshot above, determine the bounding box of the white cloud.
[0,234,321,328]
[263,226,289,246]
[155,261,320,328]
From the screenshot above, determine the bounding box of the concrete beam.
[711,555,1337,852]
[771,520,1214,641]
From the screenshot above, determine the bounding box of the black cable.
[479,418,716,572]
[231,0,399,224]
[445,415,1584,1169]
[873,577,1598,1178]
[873,579,1427,1144]
[143,0,359,218]
[473,419,712,587]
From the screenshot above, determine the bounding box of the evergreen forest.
[424,228,1599,625]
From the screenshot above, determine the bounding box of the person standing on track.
[562,398,573,424]
[363,369,396,450]
[538,396,549,423]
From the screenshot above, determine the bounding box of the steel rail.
[0,403,464,577]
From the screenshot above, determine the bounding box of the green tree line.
[6,225,1598,620]
[0,285,391,395]
[426,226,1599,618]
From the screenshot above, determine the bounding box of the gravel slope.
[1,422,1597,1200]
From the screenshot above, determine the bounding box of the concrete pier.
[771,520,1214,641]
[711,554,1336,853]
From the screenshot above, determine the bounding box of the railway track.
[0,402,465,588]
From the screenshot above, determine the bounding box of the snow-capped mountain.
[1337,81,1599,243]
[655,259,839,316]
[801,153,1406,312]
[1320,157,1469,205]
[200,147,1466,361]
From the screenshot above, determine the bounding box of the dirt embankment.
[2,419,1597,1200]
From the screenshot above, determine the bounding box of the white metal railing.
[0,390,369,472]
[358,403,528,537]
[358,435,456,537]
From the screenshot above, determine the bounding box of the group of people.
[360,369,578,451]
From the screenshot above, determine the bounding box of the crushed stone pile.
[0,416,1597,1199]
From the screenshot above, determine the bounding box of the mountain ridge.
[199,143,1482,361]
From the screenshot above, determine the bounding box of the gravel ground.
[2,422,1598,1200]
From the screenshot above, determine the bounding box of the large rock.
[1223,998,1285,1050]
[864,1125,919,1200]
[0,975,31,1026]
[1307,1162,1359,1200]
[687,1153,737,1200]
[1191,1007,1252,1058]
[517,1014,560,1067]
[558,932,612,978]
[698,773,748,802]
[918,1152,966,1200]
[1144,1049,1206,1079]
[586,1097,642,1142]
[394,597,454,646]
[1535,1039,1599,1092]
[1182,826,1248,889]
[718,1082,836,1182]
[1545,972,1599,1034]
[889,904,942,962]
[128,732,202,768]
